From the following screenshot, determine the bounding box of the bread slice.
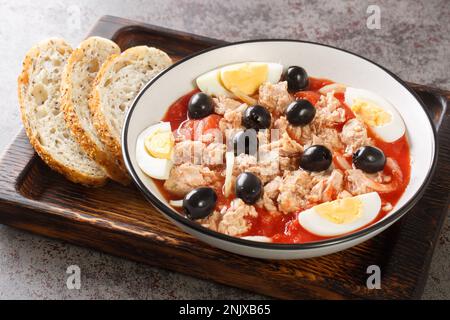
[90,46,172,175]
[61,37,130,184]
[18,38,107,186]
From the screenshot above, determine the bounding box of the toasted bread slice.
[90,46,172,175]
[18,38,107,186]
[61,37,129,184]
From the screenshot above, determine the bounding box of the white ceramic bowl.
[122,40,437,260]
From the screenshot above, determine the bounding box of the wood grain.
[0,15,449,299]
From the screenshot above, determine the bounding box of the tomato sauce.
[308,78,334,91]
[161,89,199,130]
[153,78,411,244]
[369,133,411,218]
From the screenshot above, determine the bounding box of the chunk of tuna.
[233,153,280,184]
[260,131,303,157]
[259,176,283,212]
[173,140,205,165]
[199,210,222,232]
[219,103,247,131]
[277,170,314,213]
[345,158,402,195]
[203,142,226,166]
[314,91,346,128]
[258,81,293,115]
[308,169,344,203]
[164,163,222,197]
[340,118,372,156]
[305,128,343,152]
[213,96,242,115]
[219,103,247,141]
[205,199,258,236]
[274,115,343,152]
[345,169,371,195]
[173,141,226,167]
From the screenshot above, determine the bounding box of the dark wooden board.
[1,15,449,299]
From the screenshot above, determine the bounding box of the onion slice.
[335,154,352,170]
[169,200,183,207]
[319,83,347,95]
[240,236,272,243]
[230,87,258,105]
[224,152,235,197]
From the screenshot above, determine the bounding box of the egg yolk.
[220,63,268,95]
[351,99,392,127]
[144,130,174,159]
[314,197,363,224]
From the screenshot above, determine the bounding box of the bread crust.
[61,38,130,185]
[89,53,127,172]
[90,46,172,176]
[18,38,107,187]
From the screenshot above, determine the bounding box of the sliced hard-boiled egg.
[196,62,283,98]
[298,192,381,237]
[145,129,174,159]
[265,63,284,84]
[196,69,233,98]
[220,62,269,95]
[136,122,174,180]
[345,87,406,142]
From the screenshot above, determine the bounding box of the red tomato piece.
[294,91,321,106]
[308,77,334,91]
[178,114,222,141]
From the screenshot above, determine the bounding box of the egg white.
[136,122,173,180]
[298,192,381,237]
[196,69,233,98]
[266,63,284,84]
[345,87,406,142]
[196,62,284,97]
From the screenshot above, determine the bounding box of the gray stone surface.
[0,0,449,299]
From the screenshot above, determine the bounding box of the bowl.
[122,40,437,259]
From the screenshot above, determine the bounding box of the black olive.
[183,187,217,220]
[235,172,262,205]
[188,92,214,119]
[242,105,272,130]
[353,146,386,173]
[300,145,332,172]
[286,66,309,92]
[233,130,258,157]
[286,100,316,126]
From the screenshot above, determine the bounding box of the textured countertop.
[0,0,449,299]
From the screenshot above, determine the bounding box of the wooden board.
[1,15,449,299]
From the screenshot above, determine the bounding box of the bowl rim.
[122,39,438,250]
